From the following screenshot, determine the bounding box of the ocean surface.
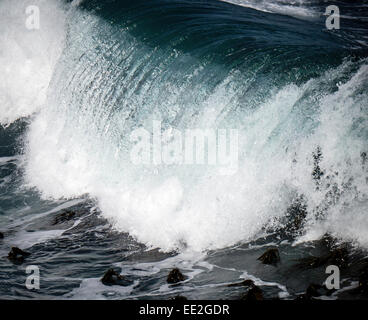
[0,0,368,299]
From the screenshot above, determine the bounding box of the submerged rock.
[231,278,264,301]
[52,210,76,225]
[306,283,333,297]
[101,268,132,286]
[297,256,323,268]
[167,268,185,284]
[296,283,334,300]
[297,246,349,269]
[241,285,263,301]
[7,247,30,264]
[257,248,280,265]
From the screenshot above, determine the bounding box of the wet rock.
[241,285,263,301]
[296,283,334,300]
[101,268,132,286]
[52,210,76,225]
[167,268,185,284]
[319,233,336,248]
[257,248,280,265]
[306,283,334,297]
[230,279,263,300]
[228,279,255,287]
[306,284,322,297]
[7,247,30,264]
[170,295,188,301]
[0,232,4,239]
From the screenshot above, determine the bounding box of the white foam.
[23,61,368,252]
[0,0,66,126]
[220,0,318,20]
[295,63,368,246]
[9,229,65,249]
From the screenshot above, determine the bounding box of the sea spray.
[0,0,365,252]
[0,0,66,126]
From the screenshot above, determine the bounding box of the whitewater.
[0,0,368,300]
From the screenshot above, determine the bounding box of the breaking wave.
[1,0,368,251]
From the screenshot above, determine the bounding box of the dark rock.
[305,283,334,297]
[52,210,76,225]
[257,248,280,265]
[241,285,263,301]
[0,232,3,239]
[306,284,325,297]
[101,268,132,286]
[170,295,188,301]
[296,283,335,300]
[167,268,185,284]
[8,247,30,264]
[320,233,336,247]
[228,279,255,287]
[230,279,263,300]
